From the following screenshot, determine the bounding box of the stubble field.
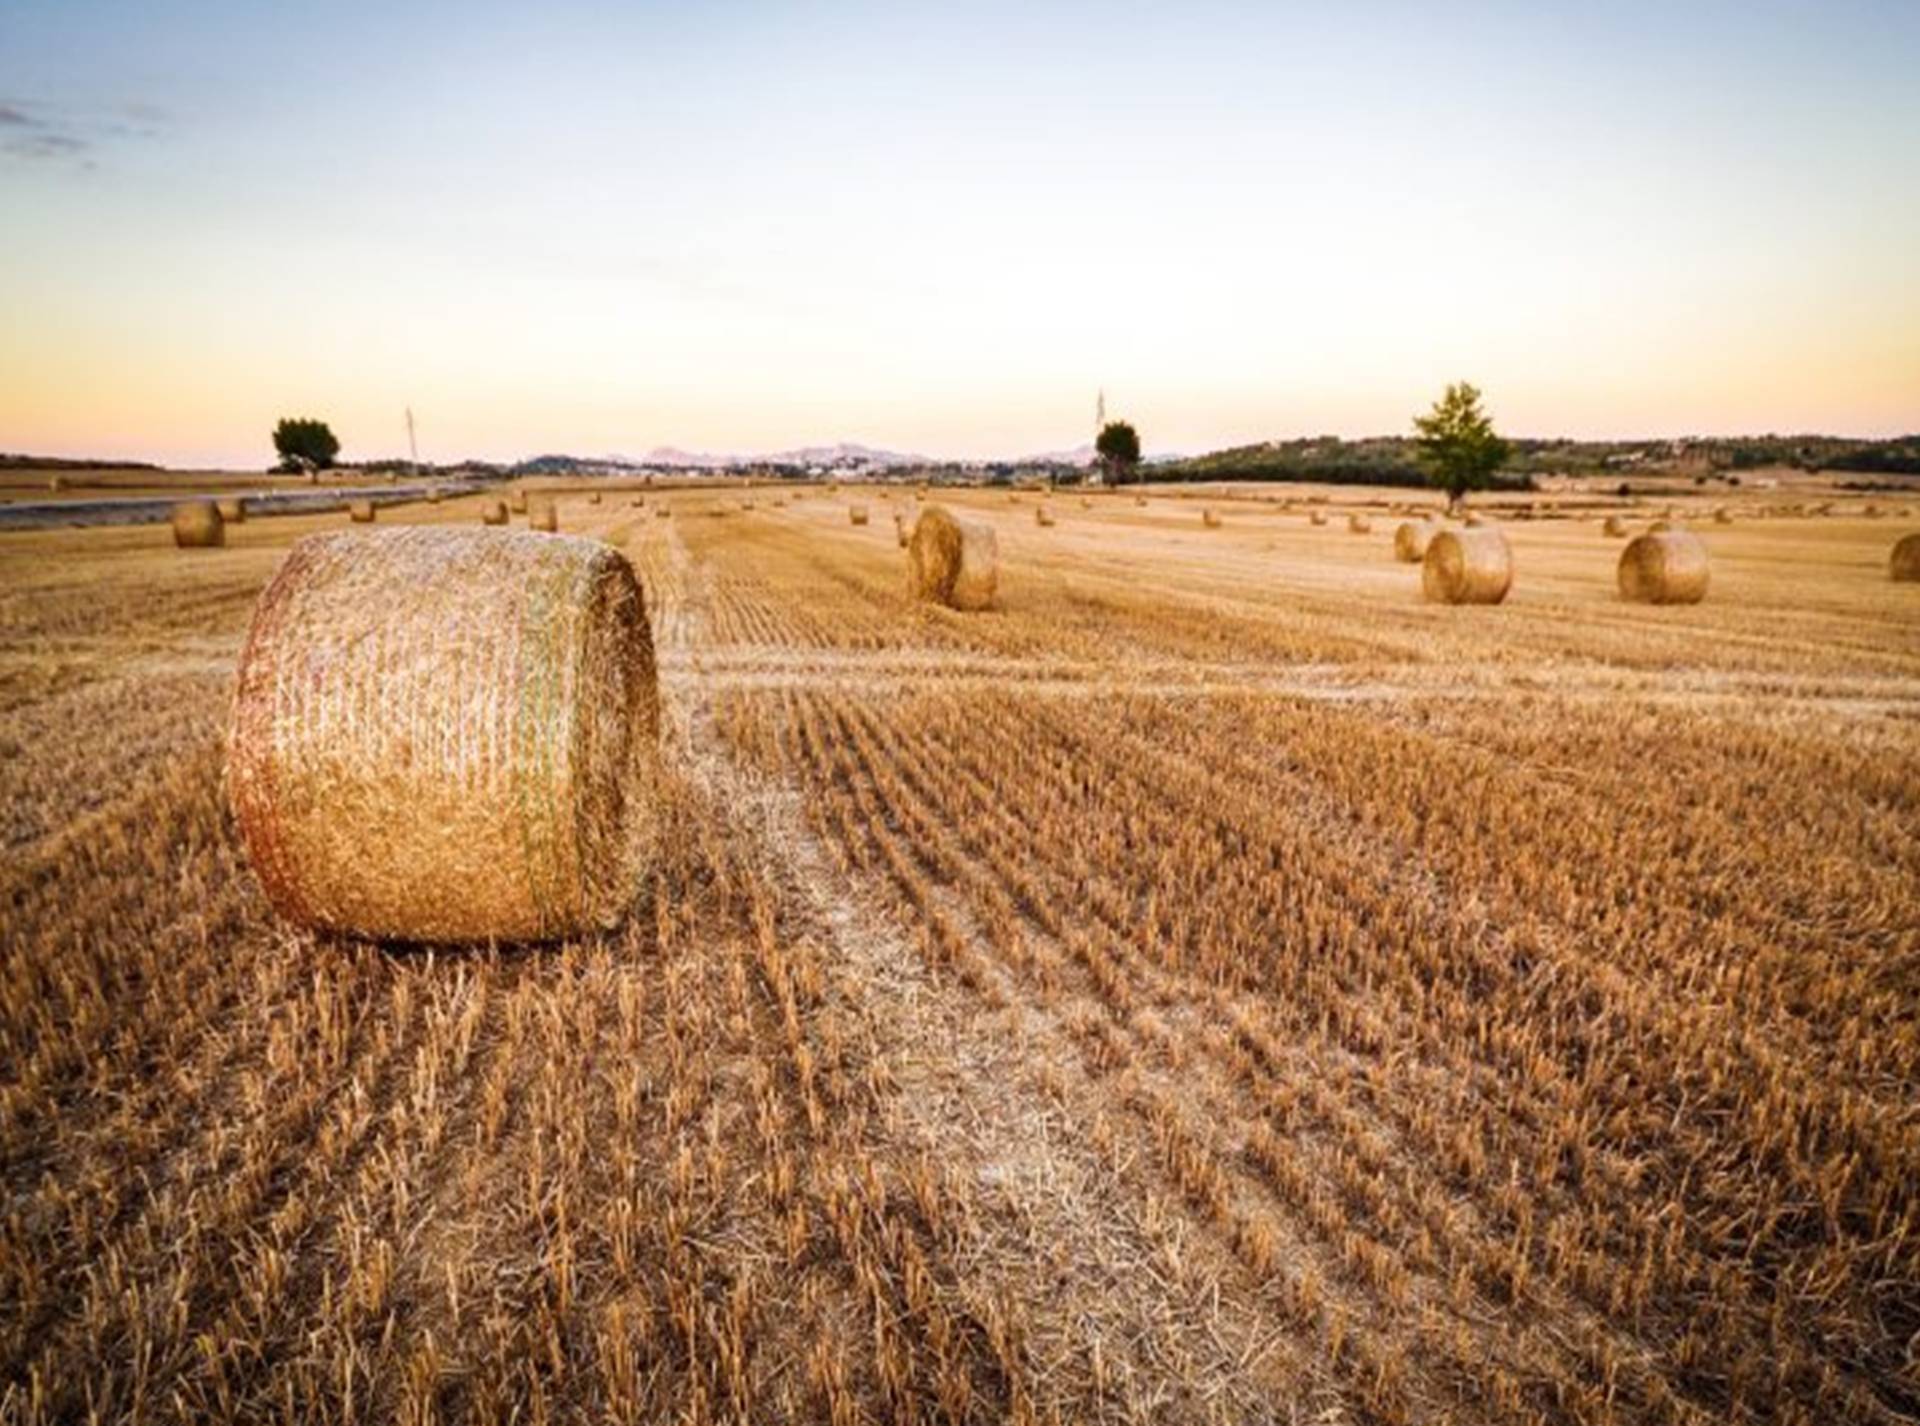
[3,483,1918,1425]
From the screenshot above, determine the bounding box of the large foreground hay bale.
[528,497,558,533]
[1891,532,1920,582]
[1348,512,1372,534]
[349,499,376,523]
[216,497,247,524]
[1392,520,1435,563]
[481,499,509,526]
[909,505,997,611]
[1422,527,1513,605]
[1618,529,1710,604]
[849,504,869,526]
[227,527,659,942]
[171,500,225,548]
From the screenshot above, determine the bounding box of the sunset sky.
[3,0,1917,468]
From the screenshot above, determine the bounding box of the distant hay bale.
[528,497,558,533]
[171,500,225,548]
[1422,527,1513,605]
[1348,513,1371,534]
[1713,507,1733,524]
[908,505,998,611]
[1863,503,1882,519]
[509,490,528,514]
[1891,532,1920,582]
[1464,513,1486,528]
[1603,515,1628,537]
[349,499,376,523]
[1309,510,1328,527]
[1080,497,1092,509]
[1392,520,1435,563]
[1618,529,1710,604]
[654,505,670,519]
[849,504,869,526]
[47,474,67,492]
[1134,495,1148,507]
[1648,520,1674,534]
[589,491,603,505]
[226,527,659,943]
[631,495,646,507]
[481,499,509,526]
[427,488,443,505]
[216,497,247,524]
[1202,509,1222,528]
[1035,505,1056,527]
[895,513,910,547]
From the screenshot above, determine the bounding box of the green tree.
[273,417,341,472]
[1096,420,1141,485]
[1413,382,1508,511]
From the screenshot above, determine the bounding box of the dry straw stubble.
[1618,529,1711,604]
[226,526,660,942]
[171,500,224,548]
[908,504,998,611]
[1422,527,1513,605]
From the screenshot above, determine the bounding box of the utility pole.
[405,407,419,474]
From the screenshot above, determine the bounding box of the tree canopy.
[1413,383,1509,507]
[1096,421,1141,483]
[273,417,340,472]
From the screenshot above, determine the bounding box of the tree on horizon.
[1413,382,1508,511]
[273,417,340,472]
[1096,420,1141,485]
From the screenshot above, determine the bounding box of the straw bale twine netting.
[1392,520,1435,563]
[528,497,558,533]
[849,504,870,526]
[349,499,376,523]
[216,497,248,524]
[480,499,509,526]
[1890,532,1920,582]
[171,500,224,548]
[1618,528,1710,605]
[908,505,998,611]
[1422,527,1513,605]
[1603,515,1628,537]
[1348,512,1372,534]
[227,527,660,943]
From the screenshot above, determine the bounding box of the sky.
[2,0,1917,468]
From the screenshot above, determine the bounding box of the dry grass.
[3,481,1919,1425]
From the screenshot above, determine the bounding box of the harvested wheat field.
[4,485,1920,1426]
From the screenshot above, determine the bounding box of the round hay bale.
[1202,509,1222,528]
[171,500,224,548]
[1422,527,1513,605]
[1035,506,1056,527]
[528,497,558,533]
[1309,510,1328,527]
[849,504,869,526]
[47,474,67,492]
[227,527,658,943]
[895,513,911,548]
[1648,519,1674,534]
[427,488,443,505]
[908,505,998,611]
[509,490,529,514]
[349,499,376,524]
[1392,520,1435,563]
[654,505,670,519]
[1134,495,1148,508]
[631,494,646,507]
[1891,532,1920,582]
[1079,497,1092,509]
[1618,529,1710,604]
[480,499,509,526]
[1464,513,1486,528]
[216,497,248,524]
[1348,513,1371,534]
[589,491,603,506]
[1602,515,1628,537]
[1863,503,1882,519]
[1713,507,1733,524]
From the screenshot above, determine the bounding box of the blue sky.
[3,0,1917,466]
